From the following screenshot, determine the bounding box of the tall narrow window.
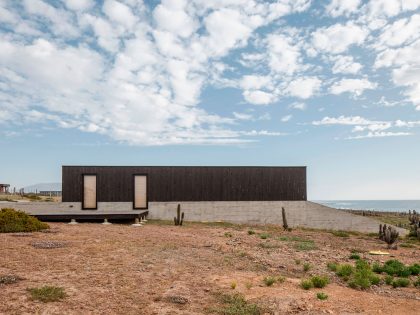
[83,175,97,209]
[134,175,147,209]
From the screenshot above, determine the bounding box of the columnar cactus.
[379,224,399,249]
[174,204,184,226]
[408,210,420,240]
[282,207,289,231]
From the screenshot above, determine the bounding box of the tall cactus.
[408,210,420,240]
[174,204,184,226]
[281,207,289,231]
[379,224,399,249]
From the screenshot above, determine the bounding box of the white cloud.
[289,102,307,110]
[23,0,79,37]
[240,75,272,90]
[64,0,94,11]
[326,0,361,17]
[267,33,302,75]
[331,55,362,74]
[375,14,420,49]
[287,77,321,99]
[243,90,276,105]
[347,131,412,139]
[153,0,197,38]
[311,22,368,54]
[281,114,292,122]
[313,116,420,139]
[330,78,377,96]
[103,0,137,29]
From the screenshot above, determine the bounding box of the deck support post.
[132,217,142,227]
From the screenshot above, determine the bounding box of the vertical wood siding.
[62,166,307,202]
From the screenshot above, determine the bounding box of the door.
[133,175,147,209]
[83,174,97,209]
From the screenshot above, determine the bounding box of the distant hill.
[23,183,61,193]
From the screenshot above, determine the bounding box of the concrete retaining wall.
[0,200,407,234]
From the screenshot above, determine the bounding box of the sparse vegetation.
[259,233,270,239]
[310,276,329,288]
[263,276,276,287]
[414,277,420,287]
[392,278,410,288]
[211,293,261,315]
[27,286,66,302]
[0,208,49,233]
[316,292,328,300]
[295,259,301,265]
[300,279,314,290]
[373,260,418,277]
[294,240,316,251]
[224,232,233,238]
[327,262,338,272]
[349,253,360,260]
[336,264,354,279]
[247,230,255,235]
[230,281,237,290]
[303,263,311,272]
[258,242,280,249]
[331,230,349,237]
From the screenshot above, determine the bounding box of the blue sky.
[0,0,420,199]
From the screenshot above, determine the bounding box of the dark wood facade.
[62,166,307,203]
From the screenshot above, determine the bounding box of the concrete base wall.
[0,200,407,234]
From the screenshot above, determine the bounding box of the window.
[133,175,147,209]
[83,175,97,209]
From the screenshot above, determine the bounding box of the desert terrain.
[1,221,419,314]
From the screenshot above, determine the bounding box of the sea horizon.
[315,200,420,212]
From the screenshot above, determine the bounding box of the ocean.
[315,200,420,213]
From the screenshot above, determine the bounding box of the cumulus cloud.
[311,22,368,54]
[287,77,321,99]
[329,78,377,96]
[326,0,361,17]
[331,55,362,74]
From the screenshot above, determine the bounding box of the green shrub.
[331,230,349,237]
[392,278,410,288]
[300,279,313,290]
[414,277,420,287]
[316,292,328,300]
[370,274,381,285]
[27,286,66,302]
[0,208,49,233]
[385,275,394,285]
[336,264,354,278]
[259,233,270,239]
[372,262,383,273]
[349,253,360,260]
[230,281,237,289]
[327,262,338,272]
[263,276,276,287]
[213,293,261,315]
[303,263,311,272]
[382,260,411,277]
[408,264,420,276]
[311,276,329,288]
[247,230,255,235]
[275,276,285,283]
[294,241,316,251]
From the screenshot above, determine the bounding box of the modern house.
[62,165,307,213]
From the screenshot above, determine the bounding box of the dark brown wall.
[62,166,307,202]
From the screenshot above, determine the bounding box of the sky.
[0,0,420,200]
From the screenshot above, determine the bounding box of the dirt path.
[1,222,419,314]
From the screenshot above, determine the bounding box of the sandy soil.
[0,221,419,314]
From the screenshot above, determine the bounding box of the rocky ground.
[0,221,419,314]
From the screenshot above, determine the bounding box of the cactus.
[379,224,399,249]
[408,210,420,239]
[281,207,289,231]
[174,204,184,226]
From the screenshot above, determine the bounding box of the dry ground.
[0,221,419,315]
